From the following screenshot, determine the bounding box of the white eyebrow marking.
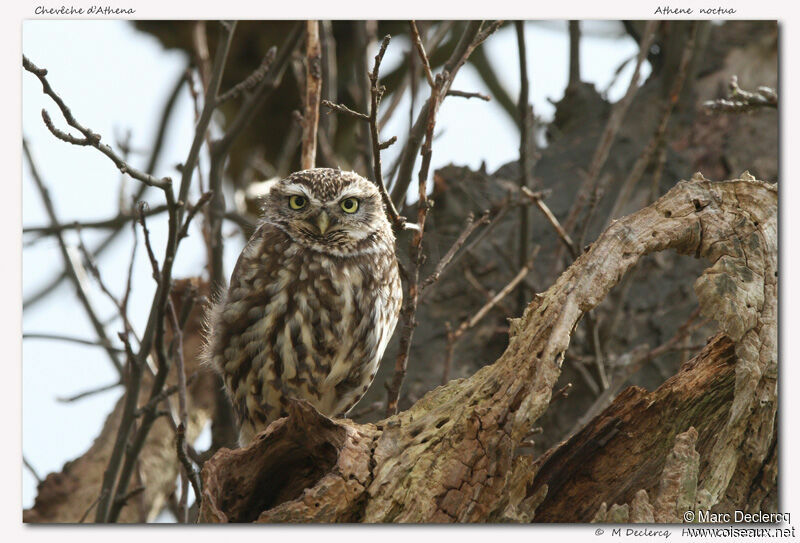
[337,185,375,200]
[281,183,314,199]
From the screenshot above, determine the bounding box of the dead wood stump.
[197,173,776,522]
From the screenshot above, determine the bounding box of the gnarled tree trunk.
[199,173,777,523]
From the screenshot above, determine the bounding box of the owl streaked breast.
[203,168,402,445]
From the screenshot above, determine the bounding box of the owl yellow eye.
[289,195,307,210]
[340,197,359,213]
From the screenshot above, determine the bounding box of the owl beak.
[315,210,330,235]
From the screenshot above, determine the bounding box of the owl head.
[261,168,394,255]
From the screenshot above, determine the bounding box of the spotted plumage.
[203,168,402,445]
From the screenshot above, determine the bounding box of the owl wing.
[228,222,270,291]
[209,221,292,437]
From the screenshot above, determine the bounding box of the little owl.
[204,168,402,445]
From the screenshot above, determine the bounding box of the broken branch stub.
[199,173,776,523]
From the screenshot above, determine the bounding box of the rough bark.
[199,173,776,522]
[24,279,218,523]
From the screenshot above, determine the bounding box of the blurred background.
[22,20,777,521]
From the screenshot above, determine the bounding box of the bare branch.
[390,20,504,205]
[23,67,187,310]
[521,186,578,259]
[367,35,405,229]
[515,20,533,308]
[321,99,369,121]
[606,22,698,226]
[24,55,172,191]
[24,204,168,235]
[216,46,277,106]
[378,21,454,131]
[95,332,142,522]
[56,381,122,403]
[23,333,125,353]
[176,423,203,517]
[559,20,659,241]
[300,21,322,169]
[176,20,237,214]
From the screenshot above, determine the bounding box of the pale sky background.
[22,18,650,513]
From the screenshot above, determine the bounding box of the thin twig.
[378,21,455,131]
[217,47,278,106]
[136,204,160,279]
[589,313,609,390]
[191,21,212,89]
[352,21,375,178]
[134,373,200,418]
[23,141,123,376]
[23,333,125,352]
[703,75,777,114]
[421,196,519,298]
[463,267,514,317]
[113,486,145,509]
[167,300,191,523]
[318,20,337,157]
[469,43,518,123]
[105,143,198,524]
[446,89,491,101]
[23,456,42,484]
[213,23,303,160]
[56,381,122,403]
[568,308,706,438]
[25,52,212,523]
[176,423,203,516]
[322,36,404,228]
[176,21,237,219]
[409,21,435,88]
[321,99,368,121]
[420,211,490,292]
[442,247,539,383]
[177,191,213,242]
[551,383,573,403]
[521,186,578,259]
[74,229,138,336]
[80,489,107,523]
[571,358,600,396]
[367,35,404,228]
[95,332,142,522]
[461,249,538,332]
